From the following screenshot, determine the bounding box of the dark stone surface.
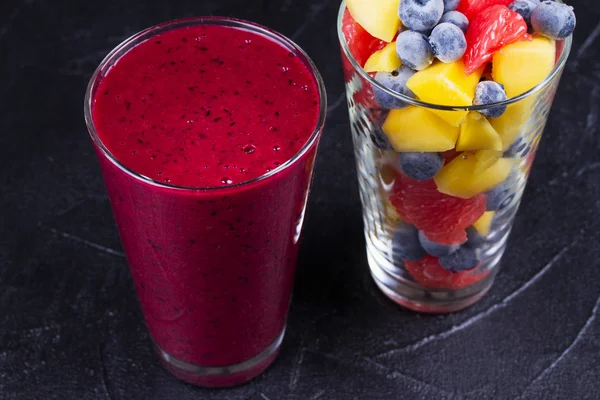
[1,0,599,399]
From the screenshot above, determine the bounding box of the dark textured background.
[1,0,599,399]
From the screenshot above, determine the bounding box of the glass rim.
[84,16,327,192]
[336,0,573,111]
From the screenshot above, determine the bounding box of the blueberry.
[368,109,393,149]
[504,137,529,157]
[508,0,538,24]
[466,227,488,248]
[392,222,427,261]
[443,0,461,12]
[486,171,518,211]
[473,81,508,118]
[418,230,460,257]
[397,152,444,180]
[370,126,393,150]
[531,1,576,40]
[439,11,469,32]
[396,30,434,71]
[373,66,416,108]
[399,0,444,32]
[429,23,467,63]
[439,245,480,272]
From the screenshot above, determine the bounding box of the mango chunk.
[382,194,403,224]
[474,149,503,173]
[364,42,402,72]
[492,36,556,98]
[457,112,503,152]
[382,106,460,152]
[406,60,485,127]
[489,96,535,150]
[473,211,495,236]
[346,0,401,42]
[434,152,514,199]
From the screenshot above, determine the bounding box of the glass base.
[154,327,285,388]
[368,249,496,314]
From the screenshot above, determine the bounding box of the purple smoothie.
[86,18,325,387]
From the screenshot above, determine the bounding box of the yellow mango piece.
[457,113,503,152]
[346,0,401,42]
[406,60,485,127]
[382,106,460,152]
[473,211,495,236]
[474,149,503,173]
[489,96,535,150]
[382,194,403,224]
[492,36,556,98]
[434,153,514,199]
[364,42,402,72]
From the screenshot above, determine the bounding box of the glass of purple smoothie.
[84,17,326,387]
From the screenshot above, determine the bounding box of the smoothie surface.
[92,22,320,187]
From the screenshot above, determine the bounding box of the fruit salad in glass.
[337,0,575,313]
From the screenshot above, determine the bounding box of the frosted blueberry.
[473,81,508,118]
[486,171,519,211]
[443,0,461,12]
[399,0,444,32]
[373,66,416,108]
[368,109,393,150]
[508,0,539,24]
[370,126,394,150]
[504,137,530,157]
[531,1,576,39]
[418,230,460,257]
[439,11,469,32]
[397,152,444,180]
[429,23,467,63]
[392,222,427,261]
[439,245,480,272]
[466,227,487,247]
[396,30,434,70]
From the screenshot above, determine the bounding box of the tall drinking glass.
[337,2,572,313]
[85,17,326,387]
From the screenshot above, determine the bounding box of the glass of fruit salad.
[337,0,575,313]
